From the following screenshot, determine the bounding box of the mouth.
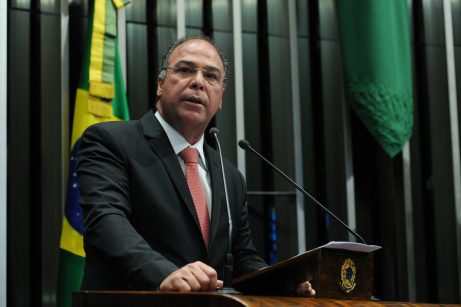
[183,95,204,105]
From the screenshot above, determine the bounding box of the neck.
[156,109,205,145]
[178,127,204,145]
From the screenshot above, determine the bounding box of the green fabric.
[113,39,130,120]
[77,0,129,120]
[78,3,93,91]
[102,0,117,84]
[336,0,413,157]
[57,249,85,307]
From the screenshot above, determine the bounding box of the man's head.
[155,36,228,144]
[158,36,229,87]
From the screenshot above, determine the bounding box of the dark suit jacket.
[77,110,266,290]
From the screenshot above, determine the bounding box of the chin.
[180,113,208,128]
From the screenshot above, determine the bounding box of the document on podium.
[320,241,381,253]
[232,241,381,296]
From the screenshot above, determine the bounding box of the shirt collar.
[155,111,207,168]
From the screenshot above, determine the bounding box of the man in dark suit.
[78,35,315,295]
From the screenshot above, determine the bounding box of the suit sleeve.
[77,124,178,289]
[231,172,267,277]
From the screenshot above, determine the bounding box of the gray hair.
[158,35,229,88]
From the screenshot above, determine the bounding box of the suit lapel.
[205,144,224,248]
[140,111,201,231]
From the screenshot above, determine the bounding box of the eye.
[174,65,195,75]
[203,70,220,82]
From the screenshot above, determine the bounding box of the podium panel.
[317,248,373,299]
[233,246,374,299]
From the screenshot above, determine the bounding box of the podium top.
[73,291,450,307]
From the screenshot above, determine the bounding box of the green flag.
[57,0,130,306]
[336,0,413,157]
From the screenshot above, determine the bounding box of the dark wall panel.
[40,13,66,307]
[242,32,268,262]
[318,0,348,243]
[214,31,237,165]
[426,45,460,302]
[127,23,150,119]
[243,32,262,191]
[8,2,66,306]
[298,35,320,249]
[320,40,348,241]
[268,35,294,189]
[7,9,32,307]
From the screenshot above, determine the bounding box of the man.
[78,35,315,295]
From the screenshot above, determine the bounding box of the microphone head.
[238,139,251,150]
[209,127,219,136]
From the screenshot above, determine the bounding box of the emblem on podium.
[339,258,357,293]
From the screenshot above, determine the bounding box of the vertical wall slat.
[233,0,246,177]
[0,0,7,305]
[288,0,306,253]
[177,0,186,39]
[443,0,461,297]
[403,143,416,300]
[343,107,357,243]
[40,0,69,304]
[118,7,127,86]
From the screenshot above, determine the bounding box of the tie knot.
[180,147,199,164]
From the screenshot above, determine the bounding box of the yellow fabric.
[89,0,106,85]
[89,80,115,99]
[60,217,85,257]
[71,89,121,147]
[88,97,113,118]
[112,0,125,9]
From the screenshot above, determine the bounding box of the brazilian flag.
[57,0,130,306]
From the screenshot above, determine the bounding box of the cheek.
[211,95,222,111]
[211,88,224,102]
[209,100,222,114]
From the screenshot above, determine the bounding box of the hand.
[296,280,316,297]
[159,261,224,292]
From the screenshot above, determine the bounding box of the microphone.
[209,128,237,293]
[238,139,366,244]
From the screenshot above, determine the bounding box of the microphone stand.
[238,139,366,244]
[209,128,240,294]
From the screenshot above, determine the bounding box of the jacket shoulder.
[84,120,140,136]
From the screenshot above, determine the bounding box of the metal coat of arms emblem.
[339,258,357,293]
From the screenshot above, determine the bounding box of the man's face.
[156,39,225,137]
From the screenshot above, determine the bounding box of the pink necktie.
[180,147,210,248]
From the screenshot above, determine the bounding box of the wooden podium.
[73,242,381,306]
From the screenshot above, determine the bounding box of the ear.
[157,78,164,97]
[219,100,222,110]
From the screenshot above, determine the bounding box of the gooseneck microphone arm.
[209,128,234,289]
[238,139,366,244]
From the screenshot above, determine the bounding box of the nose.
[189,69,206,90]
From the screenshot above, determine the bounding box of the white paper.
[320,241,382,253]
